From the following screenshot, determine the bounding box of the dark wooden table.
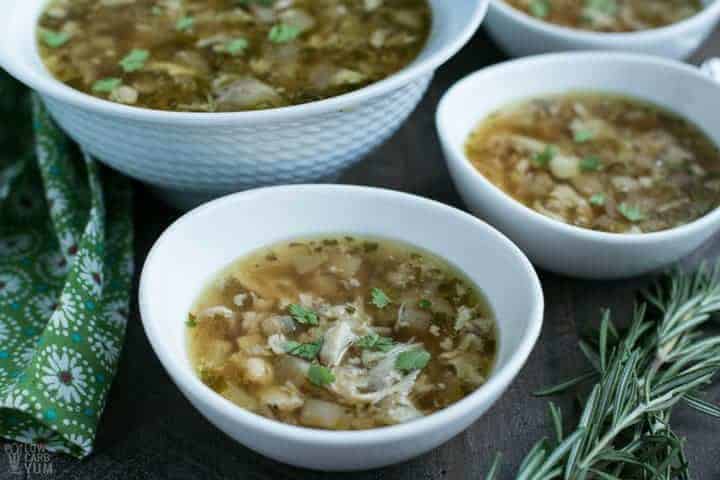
[3,27,720,480]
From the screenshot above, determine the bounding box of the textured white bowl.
[485,0,720,59]
[139,185,544,471]
[437,52,720,279]
[0,0,488,210]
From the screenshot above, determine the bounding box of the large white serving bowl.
[485,0,720,59]
[437,52,720,280]
[0,0,488,210]
[139,185,544,471]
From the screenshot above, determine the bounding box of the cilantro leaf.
[356,333,395,352]
[284,339,323,360]
[418,299,432,310]
[176,16,195,32]
[40,29,70,48]
[308,364,335,386]
[370,287,391,309]
[268,23,301,43]
[395,348,431,372]
[589,193,606,206]
[529,0,550,18]
[618,203,645,222]
[186,313,197,328]
[573,130,594,143]
[532,145,556,168]
[288,304,319,325]
[92,78,122,93]
[224,38,249,56]
[119,49,150,73]
[580,156,602,172]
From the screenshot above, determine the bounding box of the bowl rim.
[436,51,720,245]
[139,184,544,446]
[489,0,720,42]
[0,0,488,126]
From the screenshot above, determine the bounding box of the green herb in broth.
[37,0,431,112]
[188,236,497,430]
[505,0,702,32]
[465,92,720,234]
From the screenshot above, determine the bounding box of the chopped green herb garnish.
[573,130,594,143]
[92,78,122,93]
[532,145,556,168]
[370,288,391,309]
[285,339,323,360]
[40,29,70,48]
[529,0,550,17]
[584,0,618,16]
[288,304,319,325]
[224,38,249,56]
[186,313,197,328]
[418,299,432,310]
[356,333,395,352]
[395,348,431,372]
[589,193,606,206]
[308,364,335,386]
[618,203,645,222]
[119,49,149,73]
[268,23,301,43]
[580,155,602,172]
[176,16,195,32]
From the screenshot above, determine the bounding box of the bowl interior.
[438,53,720,160]
[2,0,486,118]
[140,186,542,406]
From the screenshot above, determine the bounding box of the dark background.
[3,25,720,480]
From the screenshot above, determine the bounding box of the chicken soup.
[505,0,702,32]
[188,236,497,429]
[465,93,720,234]
[38,0,431,112]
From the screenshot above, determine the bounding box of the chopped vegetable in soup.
[37,0,431,112]
[465,93,720,234]
[188,236,497,429]
[505,0,702,32]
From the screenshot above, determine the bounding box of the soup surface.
[37,0,431,112]
[188,236,497,429]
[504,0,702,32]
[465,93,720,234]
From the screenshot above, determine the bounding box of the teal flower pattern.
[0,71,133,458]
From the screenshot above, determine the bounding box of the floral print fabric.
[0,71,133,458]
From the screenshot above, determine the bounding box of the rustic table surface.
[3,26,720,480]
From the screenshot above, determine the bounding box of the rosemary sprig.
[491,263,720,479]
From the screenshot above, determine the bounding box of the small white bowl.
[437,52,720,279]
[485,0,720,59]
[139,185,543,471]
[0,0,488,210]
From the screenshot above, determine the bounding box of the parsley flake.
[308,364,335,386]
[92,78,122,93]
[268,23,301,43]
[224,38,249,56]
[356,333,395,352]
[288,304,319,325]
[186,313,197,328]
[573,130,594,143]
[618,203,645,222]
[119,49,149,73]
[176,16,195,32]
[370,288,391,309]
[285,339,323,360]
[395,348,431,372]
[418,299,432,310]
[529,0,550,18]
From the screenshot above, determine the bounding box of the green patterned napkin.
[0,71,133,458]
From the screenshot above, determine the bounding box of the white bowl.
[0,0,488,210]
[485,0,720,59]
[437,52,720,279]
[139,185,543,471]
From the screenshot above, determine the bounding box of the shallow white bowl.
[437,52,720,279]
[0,0,487,210]
[485,0,720,59]
[139,185,543,471]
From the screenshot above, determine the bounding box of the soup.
[465,93,720,234]
[37,0,431,112]
[188,236,497,429]
[504,0,702,32]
